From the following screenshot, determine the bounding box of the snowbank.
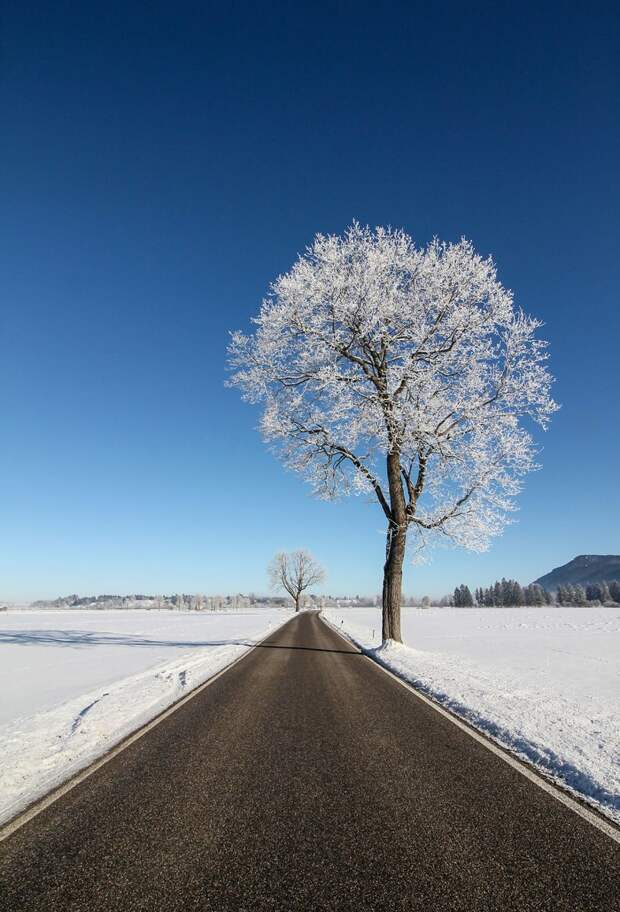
[0,609,288,826]
[323,606,620,825]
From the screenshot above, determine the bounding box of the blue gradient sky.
[2,2,619,600]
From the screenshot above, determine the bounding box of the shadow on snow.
[0,629,359,655]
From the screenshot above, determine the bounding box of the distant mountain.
[534,555,620,590]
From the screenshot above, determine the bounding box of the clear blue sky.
[2,1,618,600]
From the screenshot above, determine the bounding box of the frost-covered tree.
[527,583,546,606]
[607,581,620,604]
[573,584,587,606]
[268,550,325,612]
[228,224,557,643]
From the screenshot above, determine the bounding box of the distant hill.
[534,555,620,591]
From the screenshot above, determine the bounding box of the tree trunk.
[382,523,406,643]
[294,594,301,612]
[382,450,408,644]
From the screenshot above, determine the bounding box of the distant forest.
[451,579,620,607]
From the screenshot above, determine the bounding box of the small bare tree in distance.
[269,550,325,612]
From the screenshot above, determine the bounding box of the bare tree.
[229,224,557,643]
[269,550,325,612]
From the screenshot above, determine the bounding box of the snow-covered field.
[323,606,620,824]
[0,608,288,826]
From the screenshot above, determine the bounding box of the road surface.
[0,611,618,910]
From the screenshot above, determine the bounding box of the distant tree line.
[32,593,256,611]
[475,579,551,606]
[451,578,620,607]
[453,585,475,606]
[555,580,620,606]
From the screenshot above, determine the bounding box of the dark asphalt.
[1,611,618,911]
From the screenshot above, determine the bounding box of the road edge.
[0,613,296,843]
[319,612,620,846]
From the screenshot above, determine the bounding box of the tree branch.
[332,444,392,521]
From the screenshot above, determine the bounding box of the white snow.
[323,606,620,824]
[0,608,288,826]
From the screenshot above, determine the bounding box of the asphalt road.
[1,611,618,911]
